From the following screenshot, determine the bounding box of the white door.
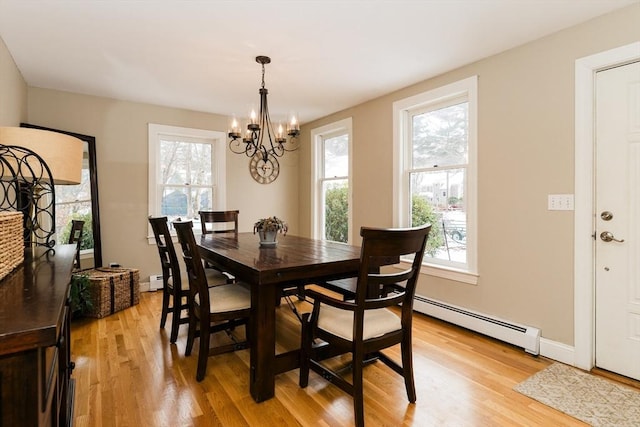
[595,61,640,380]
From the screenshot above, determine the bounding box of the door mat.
[514,362,640,426]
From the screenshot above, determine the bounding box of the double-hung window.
[394,77,477,283]
[148,124,226,237]
[311,118,352,244]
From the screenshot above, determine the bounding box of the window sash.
[310,118,353,244]
[148,124,226,240]
[393,76,477,282]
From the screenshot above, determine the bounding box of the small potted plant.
[253,216,287,247]
[70,273,94,318]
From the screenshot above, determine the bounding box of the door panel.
[595,61,640,380]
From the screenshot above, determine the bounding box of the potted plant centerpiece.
[254,216,287,247]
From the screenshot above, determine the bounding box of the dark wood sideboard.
[0,245,76,427]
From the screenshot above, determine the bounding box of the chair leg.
[196,320,210,381]
[352,349,365,427]
[169,294,182,343]
[160,288,170,329]
[401,332,416,402]
[185,310,197,356]
[299,313,311,388]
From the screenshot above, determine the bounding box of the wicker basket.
[0,211,24,282]
[84,267,140,318]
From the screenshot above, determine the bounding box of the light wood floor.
[71,291,589,427]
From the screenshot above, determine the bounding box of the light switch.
[548,194,574,211]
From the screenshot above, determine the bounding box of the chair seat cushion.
[317,304,401,341]
[205,268,230,286]
[194,283,251,313]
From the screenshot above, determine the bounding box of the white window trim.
[147,123,226,243]
[310,118,353,244]
[393,76,478,284]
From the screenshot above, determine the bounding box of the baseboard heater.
[149,274,163,291]
[413,295,540,355]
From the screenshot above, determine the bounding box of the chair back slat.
[173,220,210,311]
[199,210,239,236]
[68,219,84,269]
[148,216,181,290]
[355,225,431,311]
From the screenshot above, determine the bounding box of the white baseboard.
[539,338,575,366]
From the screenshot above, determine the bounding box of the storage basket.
[0,211,24,282]
[84,267,140,318]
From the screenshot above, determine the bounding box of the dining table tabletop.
[197,232,363,402]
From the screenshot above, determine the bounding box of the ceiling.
[0,0,637,124]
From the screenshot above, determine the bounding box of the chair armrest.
[305,288,357,311]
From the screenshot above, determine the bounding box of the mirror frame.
[20,123,103,267]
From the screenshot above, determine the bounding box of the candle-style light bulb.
[287,112,300,137]
[228,116,241,139]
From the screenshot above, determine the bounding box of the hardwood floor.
[71,291,589,426]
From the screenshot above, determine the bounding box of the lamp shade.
[0,126,83,185]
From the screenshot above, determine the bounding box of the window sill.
[421,264,478,285]
[395,260,478,285]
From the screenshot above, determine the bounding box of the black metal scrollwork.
[0,144,57,248]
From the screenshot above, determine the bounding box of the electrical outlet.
[548,194,574,211]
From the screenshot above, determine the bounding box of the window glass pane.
[410,168,466,263]
[161,186,188,219]
[412,102,468,168]
[160,139,212,186]
[322,179,348,243]
[323,134,348,178]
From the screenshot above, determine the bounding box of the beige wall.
[298,5,640,345]
[3,5,638,347]
[26,88,300,282]
[0,35,27,125]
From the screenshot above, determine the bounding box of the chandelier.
[228,56,300,183]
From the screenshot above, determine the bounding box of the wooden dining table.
[197,232,362,402]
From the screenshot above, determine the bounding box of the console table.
[0,245,76,426]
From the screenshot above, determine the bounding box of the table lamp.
[0,126,83,248]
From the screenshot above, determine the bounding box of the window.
[394,77,477,284]
[148,124,226,238]
[311,118,352,244]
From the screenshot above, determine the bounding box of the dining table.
[197,232,363,402]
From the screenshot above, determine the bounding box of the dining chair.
[148,216,230,344]
[299,224,431,427]
[67,219,84,270]
[198,210,239,283]
[173,219,251,382]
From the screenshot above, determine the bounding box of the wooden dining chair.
[173,219,251,382]
[198,210,239,283]
[148,216,230,344]
[149,216,191,343]
[299,224,431,427]
[67,219,84,270]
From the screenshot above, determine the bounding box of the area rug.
[514,363,640,426]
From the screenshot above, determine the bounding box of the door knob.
[600,231,624,243]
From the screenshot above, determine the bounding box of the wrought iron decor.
[0,144,57,248]
[228,56,300,183]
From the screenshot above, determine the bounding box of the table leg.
[250,282,277,402]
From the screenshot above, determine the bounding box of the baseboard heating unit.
[414,295,540,355]
[149,274,163,291]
